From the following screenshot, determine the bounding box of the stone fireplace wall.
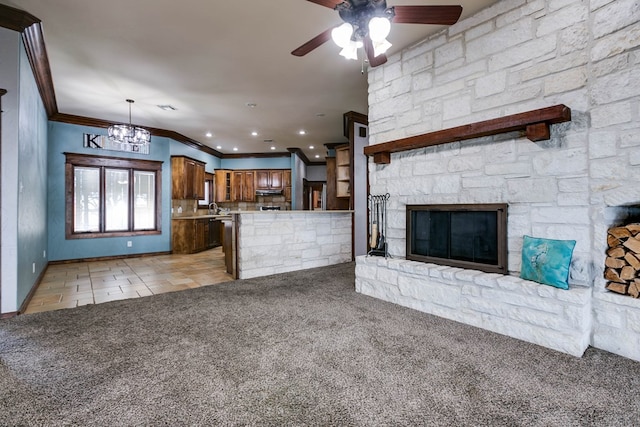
[364,0,640,360]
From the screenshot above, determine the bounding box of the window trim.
[65,152,163,239]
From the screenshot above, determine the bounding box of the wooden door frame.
[0,89,6,314]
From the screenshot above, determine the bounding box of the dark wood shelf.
[364,104,571,164]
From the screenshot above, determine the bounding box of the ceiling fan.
[292,0,463,67]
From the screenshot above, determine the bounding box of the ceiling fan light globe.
[331,23,354,48]
[368,17,391,42]
[372,39,392,57]
[339,45,358,61]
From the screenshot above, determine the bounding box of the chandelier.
[108,99,151,146]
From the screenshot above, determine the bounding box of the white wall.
[366,0,640,360]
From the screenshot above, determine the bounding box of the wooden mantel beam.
[364,104,571,164]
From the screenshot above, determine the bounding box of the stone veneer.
[356,256,591,357]
[362,0,640,360]
[236,211,352,279]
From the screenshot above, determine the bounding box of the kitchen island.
[226,210,353,279]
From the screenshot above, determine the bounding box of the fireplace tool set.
[369,193,390,257]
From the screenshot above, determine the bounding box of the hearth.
[406,204,507,274]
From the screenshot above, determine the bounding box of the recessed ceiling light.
[246,103,257,108]
[251,131,258,136]
[216,145,222,149]
[233,147,238,151]
[205,132,213,138]
[315,155,320,158]
[157,104,177,111]
[298,130,306,135]
[309,145,315,149]
[270,146,276,150]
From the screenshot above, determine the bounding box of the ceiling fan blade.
[391,5,463,25]
[363,36,388,68]
[291,28,334,56]
[306,0,344,9]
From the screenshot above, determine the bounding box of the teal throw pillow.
[520,235,576,290]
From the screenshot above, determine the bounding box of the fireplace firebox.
[406,204,508,274]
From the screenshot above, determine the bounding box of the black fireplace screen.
[407,204,508,274]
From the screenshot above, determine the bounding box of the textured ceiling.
[4,0,499,160]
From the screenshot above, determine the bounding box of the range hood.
[255,189,283,196]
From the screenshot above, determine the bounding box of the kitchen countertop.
[171,214,232,220]
[230,210,354,214]
[172,210,353,220]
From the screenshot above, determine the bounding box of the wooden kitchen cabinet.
[256,170,283,190]
[172,156,206,200]
[256,170,270,190]
[208,218,222,248]
[284,170,292,202]
[172,218,206,254]
[172,217,222,254]
[232,170,255,202]
[335,144,350,198]
[215,169,232,202]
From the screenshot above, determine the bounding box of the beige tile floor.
[24,247,233,314]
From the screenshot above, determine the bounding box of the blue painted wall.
[47,122,298,261]
[16,39,48,307]
[221,156,290,170]
[170,140,221,172]
[46,122,294,260]
[47,122,173,261]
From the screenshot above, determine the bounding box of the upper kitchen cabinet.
[256,170,284,191]
[326,111,368,211]
[232,170,255,202]
[335,144,350,199]
[172,156,205,200]
[215,169,232,203]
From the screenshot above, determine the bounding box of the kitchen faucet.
[208,202,218,215]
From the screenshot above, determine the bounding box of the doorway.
[303,179,326,211]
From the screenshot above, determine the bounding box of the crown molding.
[222,152,291,159]
[1,4,58,116]
[22,22,58,116]
[287,147,326,166]
[323,142,348,150]
[50,112,224,157]
[0,3,40,32]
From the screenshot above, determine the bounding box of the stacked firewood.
[605,224,640,298]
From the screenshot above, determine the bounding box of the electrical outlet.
[43,250,46,258]
[127,241,132,247]
[32,262,36,274]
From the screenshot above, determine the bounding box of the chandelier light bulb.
[339,42,359,61]
[368,17,391,42]
[331,23,354,49]
[373,39,392,57]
